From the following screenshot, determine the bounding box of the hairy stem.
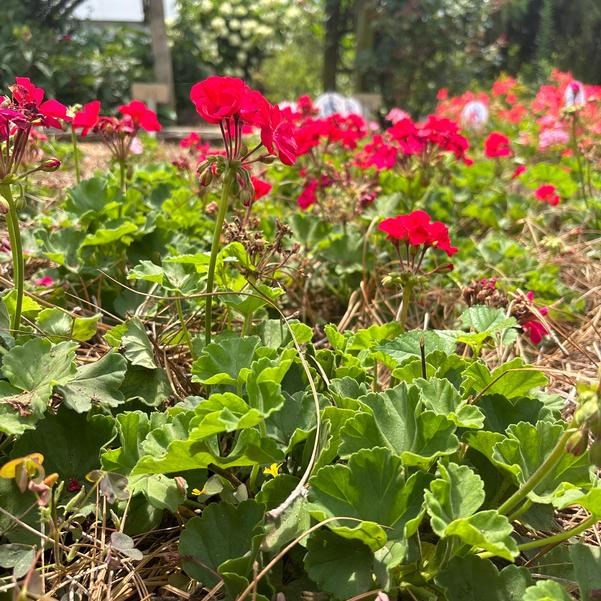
[498,426,575,516]
[175,295,193,354]
[518,514,597,552]
[1,183,24,334]
[205,165,237,345]
[71,126,80,184]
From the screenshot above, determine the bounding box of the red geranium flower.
[484,131,511,158]
[260,105,298,166]
[522,319,548,344]
[251,176,272,200]
[190,76,250,124]
[297,179,318,210]
[9,77,68,129]
[117,100,161,132]
[72,100,101,136]
[511,164,526,179]
[378,210,457,256]
[534,184,560,206]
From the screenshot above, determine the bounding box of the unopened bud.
[199,168,214,187]
[40,158,61,172]
[259,154,276,164]
[566,429,589,456]
[205,201,218,215]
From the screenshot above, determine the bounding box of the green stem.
[119,160,126,197]
[570,115,587,203]
[498,426,575,516]
[71,126,80,184]
[517,514,597,552]
[205,165,237,345]
[175,295,193,354]
[399,283,413,330]
[1,183,24,334]
[242,310,253,337]
[507,498,533,523]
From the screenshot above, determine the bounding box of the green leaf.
[2,290,43,319]
[478,394,545,433]
[2,338,77,415]
[523,580,572,601]
[12,408,114,481]
[436,556,533,601]
[122,319,157,369]
[57,352,127,413]
[191,335,260,385]
[132,427,284,475]
[180,500,265,600]
[72,314,101,341]
[0,544,35,579]
[569,543,601,601]
[464,357,548,399]
[415,377,485,429]
[81,221,138,247]
[120,365,171,406]
[444,510,518,560]
[308,447,432,550]
[377,330,459,365]
[425,463,485,535]
[65,177,113,220]
[460,305,517,334]
[492,421,592,503]
[339,384,459,467]
[127,260,165,285]
[36,308,72,341]
[304,531,376,599]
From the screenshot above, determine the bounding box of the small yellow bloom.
[0,453,44,479]
[192,487,205,496]
[263,463,282,478]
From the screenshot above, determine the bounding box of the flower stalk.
[0,183,24,334]
[205,163,237,345]
[498,425,576,516]
[70,125,80,184]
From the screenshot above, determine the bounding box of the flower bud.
[199,168,214,187]
[40,158,61,172]
[566,429,589,456]
[205,201,218,215]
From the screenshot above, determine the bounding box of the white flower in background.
[234,5,246,16]
[198,0,212,13]
[255,25,272,38]
[230,19,240,30]
[241,19,258,34]
[237,50,247,63]
[229,33,241,46]
[210,16,226,31]
[130,137,144,155]
[460,100,489,131]
[564,81,586,108]
[219,2,233,16]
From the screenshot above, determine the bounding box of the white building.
[73,0,177,24]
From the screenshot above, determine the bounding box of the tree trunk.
[355,0,376,92]
[323,0,342,91]
[145,0,175,110]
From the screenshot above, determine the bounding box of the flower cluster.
[379,210,458,257]
[191,76,297,170]
[0,77,65,179]
[356,115,471,171]
[92,100,161,165]
[534,184,560,206]
[484,131,511,158]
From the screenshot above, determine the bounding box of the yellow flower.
[263,463,281,478]
[192,487,205,496]
[0,453,44,479]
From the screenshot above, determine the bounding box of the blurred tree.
[21,0,87,27]
[494,0,601,84]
